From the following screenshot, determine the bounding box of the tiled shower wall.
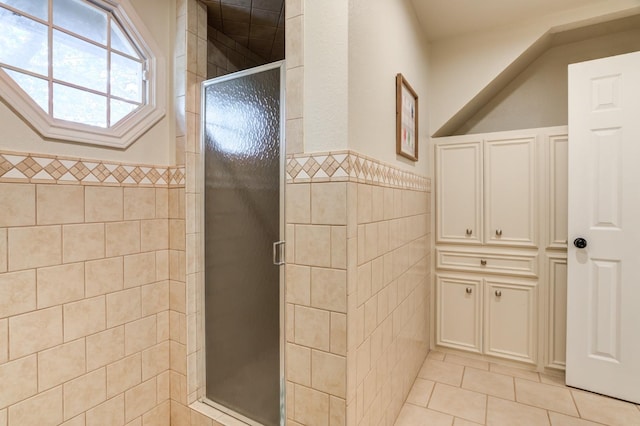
[0,151,185,426]
[285,152,431,426]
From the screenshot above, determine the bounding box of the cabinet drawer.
[436,249,538,277]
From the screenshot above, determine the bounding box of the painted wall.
[348,0,430,176]
[429,0,640,135]
[0,0,175,166]
[456,27,640,135]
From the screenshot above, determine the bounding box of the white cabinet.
[433,127,568,370]
[435,136,537,247]
[437,273,537,364]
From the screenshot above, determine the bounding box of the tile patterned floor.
[394,351,640,426]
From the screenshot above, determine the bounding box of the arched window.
[0,0,165,148]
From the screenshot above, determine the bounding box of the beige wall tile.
[86,394,124,426]
[286,343,311,386]
[329,396,345,426]
[156,250,169,281]
[168,188,185,220]
[156,371,170,403]
[286,264,310,305]
[63,223,105,263]
[0,355,37,409]
[106,288,141,328]
[169,250,185,282]
[287,183,311,224]
[0,229,6,273]
[125,378,157,422]
[331,226,346,269]
[142,219,169,252]
[8,226,61,271]
[106,221,141,257]
[312,350,346,398]
[142,281,169,316]
[285,66,303,120]
[156,311,170,342]
[8,386,62,426]
[37,185,84,225]
[124,252,157,288]
[357,185,372,224]
[142,341,169,381]
[125,315,157,355]
[330,312,346,356]
[155,188,169,219]
[0,183,35,227]
[169,281,186,313]
[294,305,330,351]
[85,186,123,223]
[37,263,84,309]
[86,326,124,371]
[294,384,329,426]
[60,414,84,426]
[0,319,6,364]
[169,219,185,250]
[63,368,106,420]
[9,306,62,359]
[295,225,331,267]
[124,188,156,220]
[85,257,124,297]
[64,296,106,341]
[311,268,346,313]
[169,341,186,375]
[143,400,170,426]
[38,339,86,391]
[0,270,35,318]
[312,183,347,225]
[107,354,141,399]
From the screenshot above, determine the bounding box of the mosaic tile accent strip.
[287,150,431,191]
[0,151,185,187]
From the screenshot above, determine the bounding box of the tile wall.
[0,151,185,426]
[285,151,431,426]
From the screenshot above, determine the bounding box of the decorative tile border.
[287,150,431,191]
[0,150,185,187]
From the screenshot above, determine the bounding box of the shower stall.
[201,62,285,426]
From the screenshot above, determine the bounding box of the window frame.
[0,0,166,148]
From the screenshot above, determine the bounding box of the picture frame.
[396,73,419,161]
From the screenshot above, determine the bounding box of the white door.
[566,51,640,403]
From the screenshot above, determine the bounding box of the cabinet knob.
[466,229,472,236]
[480,259,487,266]
[496,229,503,237]
[495,290,502,297]
[465,287,473,294]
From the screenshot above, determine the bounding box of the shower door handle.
[273,241,285,266]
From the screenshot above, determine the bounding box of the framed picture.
[396,73,419,161]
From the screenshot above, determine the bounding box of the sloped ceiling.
[201,0,285,61]
[411,0,606,40]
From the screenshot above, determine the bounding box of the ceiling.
[201,0,285,61]
[410,0,607,41]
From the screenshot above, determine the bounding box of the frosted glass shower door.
[202,62,284,426]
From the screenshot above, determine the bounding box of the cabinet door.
[484,278,537,363]
[436,274,482,352]
[547,255,567,370]
[548,134,568,249]
[484,137,537,247]
[436,141,482,244]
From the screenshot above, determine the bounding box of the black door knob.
[574,238,587,249]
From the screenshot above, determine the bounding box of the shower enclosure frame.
[197,60,286,426]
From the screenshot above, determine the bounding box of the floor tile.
[548,412,603,426]
[489,363,540,382]
[406,378,435,407]
[445,354,490,371]
[462,367,515,400]
[418,359,464,387]
[572,389,640,425]
[515,378,578,416]
[453,418,483,425]
[486,396,550,426]
[428,383,487,424]
[540,373,566,387]
[394,404,454,426]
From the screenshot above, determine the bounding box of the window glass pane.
[3,68,49,112]
[53,83,106,127]
[1,0,48,21]
[53,30,107,93]
[53,0,107,45]
[111,99,138,125]
[111,21,139,59]
[111,52,142,103]
[0,8,48,75]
